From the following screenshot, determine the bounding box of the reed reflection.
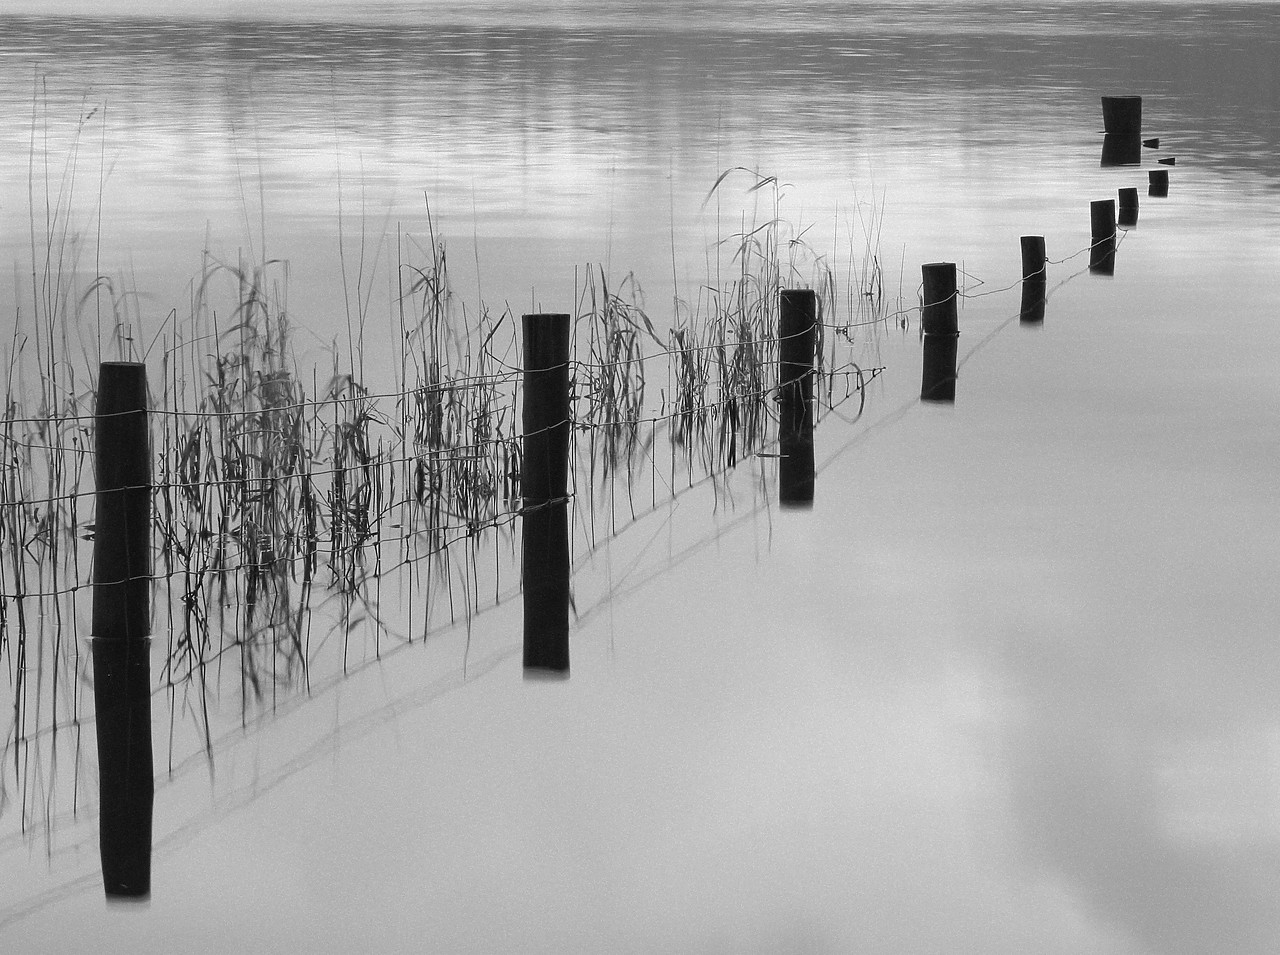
[1,175,885,855]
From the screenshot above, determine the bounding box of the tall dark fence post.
[1100,95,1142,166]
[1019,236,1047,324]
[778,289,816,507]
[920,263,958,402]
[1089,199,1116,274]
[92,361,153,898]
[521,313,571,674]
[1149,169,1169,197]
[1101,95,1141,136]
[1118,187,1139,228]
[94,362,151,640]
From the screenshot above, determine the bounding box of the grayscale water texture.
[2,2,1279,952]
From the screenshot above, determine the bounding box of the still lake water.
[3,2,1280,952]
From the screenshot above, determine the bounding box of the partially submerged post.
[92,638,154,898]
[778,289,816,507]
[1100,95,1142,167]
[920,263,958,402]
[1089,199,1117,274]
[94,362,151,641]
[1118,187,1139,227]
[1101,134,1141,167]
[1101,95,1142,136]
[92,361,154,898]
[1019,236,1047,324]
[521,313,571,674]
[1149,168,1170,197]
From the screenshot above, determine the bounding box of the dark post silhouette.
[521,313,571,674]
[920,263,959,402]
[1100,96,1142,167]
[1101,95,1142,136]
[1118,187,1139,227]
[1089,199,1116,274]
[94,362,151,640]
[92,360,154,898]
[1149,169,1169,197]
[1101,134,1141,167]
[778,289,816,507]
[92,638,154,897]
[1019,236,1047,324]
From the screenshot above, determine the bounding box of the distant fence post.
[1118,187,1139,228]
[920,263,958,402]
[1149,169,1169,197]
[521,313,571,674]
[1100,96,1142,167]
[1089,199,1117,274]
[92,360,153,898]
[1019,236,1047,324]
[1101,95,1141,136]
[778,289,816,507]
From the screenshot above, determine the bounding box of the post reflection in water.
[91,638,154,899]
[1101,133,1142,167]
[920,263,959,403]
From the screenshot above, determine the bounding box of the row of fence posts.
[1092,95,1172,277]
[84,299,822,891]
[87,95,1171,892]
[923,94,1172,400]
[517,292,821,678]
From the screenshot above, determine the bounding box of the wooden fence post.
[92,360,153,898]
[920,263,959,402]
[778,289,816,507]
[1100,96,1142,167]
[94,362,151,640]
[1089,200,1116,274]
[1101,95,1142,136]
[1019,236,1047,324]
[521,314,571,674]
[1118,187,1139,228]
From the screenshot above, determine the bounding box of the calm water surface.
[2,3,1279,952]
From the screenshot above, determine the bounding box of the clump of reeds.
[1,99,897,825]
[578,267,658,472]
